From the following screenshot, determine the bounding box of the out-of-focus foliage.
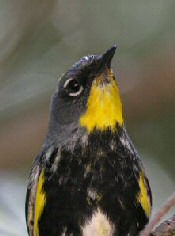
[0,1,175,235]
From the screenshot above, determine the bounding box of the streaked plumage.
[26,46,152,236]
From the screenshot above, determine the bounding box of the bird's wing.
[25,154,41,236]
[25,146,59,236]
[120,127,152,218]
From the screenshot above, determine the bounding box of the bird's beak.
[98,45,117,72]
[94,45,117,85]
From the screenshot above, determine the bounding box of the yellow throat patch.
[80,69,123,133]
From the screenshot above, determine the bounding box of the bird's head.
[48,46,123,143]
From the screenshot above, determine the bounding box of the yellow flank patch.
[80,69,123,133]
[137,172,151,217]
[34,170,46,236]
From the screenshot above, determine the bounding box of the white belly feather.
[81,208,115,236]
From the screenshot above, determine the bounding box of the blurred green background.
[0,1,175,235]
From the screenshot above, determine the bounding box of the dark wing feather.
[25,154,41,236]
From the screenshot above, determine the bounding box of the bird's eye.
[64,78,83,97]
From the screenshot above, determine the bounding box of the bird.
[25,45,152,236]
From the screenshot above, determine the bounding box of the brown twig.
[151,214,175,236]
[140,192,175,236]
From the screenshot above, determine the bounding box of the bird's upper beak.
[98,45,117,73]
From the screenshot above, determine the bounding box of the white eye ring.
[63,77,83,97]
[69,86,83,97]
[63,77,74,88]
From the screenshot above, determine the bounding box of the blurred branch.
[140,192,175,236]
[151,215,175,236]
